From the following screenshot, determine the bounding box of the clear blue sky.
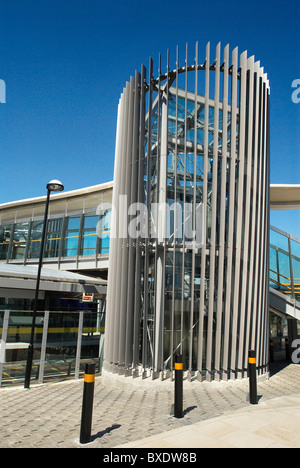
[0,0,299,237]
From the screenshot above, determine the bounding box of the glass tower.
[104,42,270,381]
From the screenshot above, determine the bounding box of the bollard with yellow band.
[84,373,95,383]
[174,355,183,418]
[80,362,96,444]
[248,350,258,405]
[175,362,183,371]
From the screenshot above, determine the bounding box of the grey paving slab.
[0,363,299,448]
[117,393,300,449]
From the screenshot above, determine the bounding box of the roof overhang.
[0,181,113,211]
[1,182,298,211]
[0,263,107,298]
[269,287,300,321]
[270,184,300,210]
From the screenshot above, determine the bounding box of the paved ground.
[117,393,300,449]
[0,362,299,449]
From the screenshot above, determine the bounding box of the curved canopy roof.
[0,263,106,296]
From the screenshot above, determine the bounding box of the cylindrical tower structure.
[104,42,270,382]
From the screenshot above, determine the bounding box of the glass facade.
[0,209,111,262]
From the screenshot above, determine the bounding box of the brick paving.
[0,362,299,448]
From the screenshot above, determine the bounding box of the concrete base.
[101,366,269,391]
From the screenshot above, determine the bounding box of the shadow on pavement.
[90,424,121,442]
[269,361,291,377]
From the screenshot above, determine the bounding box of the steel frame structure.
[104,42,270,381]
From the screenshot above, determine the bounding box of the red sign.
[82,293,94,303]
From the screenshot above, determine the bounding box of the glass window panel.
[63,216,80,257]
[43,311,79,381]
[28,220,43,259]
[102,209,111,231]
[83,215,98,230]
[80,215,98,256]
[28,218,63,259]
[0,224,12,260]
[101,233,110,255]
[11,222,29,260]
[269,246,278,288]
[99,209,111,255]
[277,250,292,295]
[292,256,300,301]
[270,229,289,252]
[81,230,97,255]
[292,257,300,279]
[63,234,79,256]
[291,239,300,261]
[1,311,44,386]
[278,250,291,279]
[45,218,63,258]
[67,217,81,230]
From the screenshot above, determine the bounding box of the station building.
[0,42,299,386]
[0,183,111,384]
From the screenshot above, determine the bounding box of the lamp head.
[46,179,64,192]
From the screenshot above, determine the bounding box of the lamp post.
[24,180,64,389]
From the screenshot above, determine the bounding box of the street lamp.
[24,180,64,389]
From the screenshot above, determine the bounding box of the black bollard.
[248,350,258,405]
[174,354,183,418]
[80,362,96,444]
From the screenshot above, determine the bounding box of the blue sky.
[0,0,299,237]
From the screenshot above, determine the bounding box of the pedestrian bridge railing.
[269,225,300,302]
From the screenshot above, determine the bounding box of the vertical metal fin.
[206,42,221,380]
[222,46,238,379]
[237,55,254,377]
[197,42,210,376]
[230,49,247,376]
[215,43,229,378]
